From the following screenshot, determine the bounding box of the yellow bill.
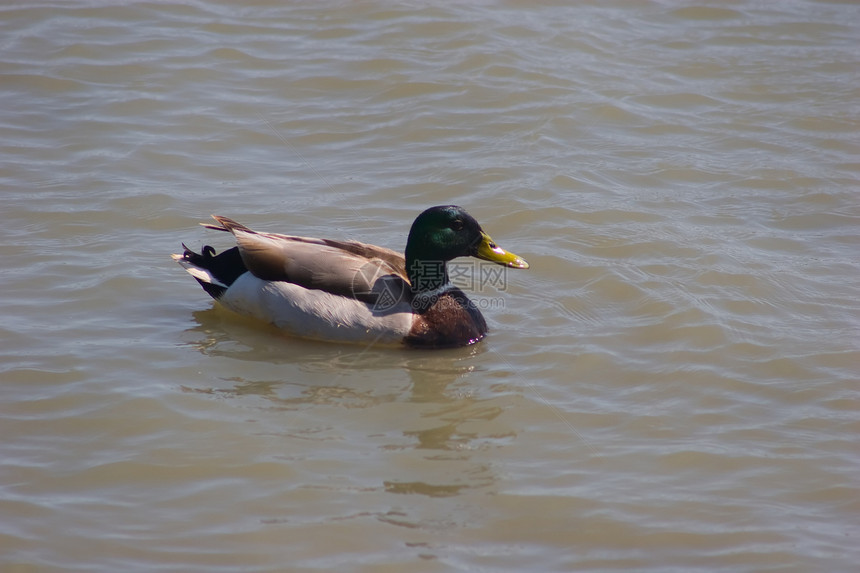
[474,232,529,269]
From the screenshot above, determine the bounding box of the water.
[2,1,859,571]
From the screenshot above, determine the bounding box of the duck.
[172,205,529,349]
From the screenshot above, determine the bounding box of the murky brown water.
[2,1,859,571]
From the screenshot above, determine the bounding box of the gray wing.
[208,215,410,304]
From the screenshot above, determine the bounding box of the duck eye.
[451,219,464,231]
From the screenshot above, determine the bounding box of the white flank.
[219,273,414,345]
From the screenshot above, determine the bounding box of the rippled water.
[2,1,859,571]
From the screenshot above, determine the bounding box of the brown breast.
[404,287,488,349]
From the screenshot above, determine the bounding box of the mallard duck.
[172,205,529,349]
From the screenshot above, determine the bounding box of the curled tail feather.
[172,243,247,299]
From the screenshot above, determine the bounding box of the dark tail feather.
[179,245,247,299]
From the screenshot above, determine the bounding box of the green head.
[404,205,529,292]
